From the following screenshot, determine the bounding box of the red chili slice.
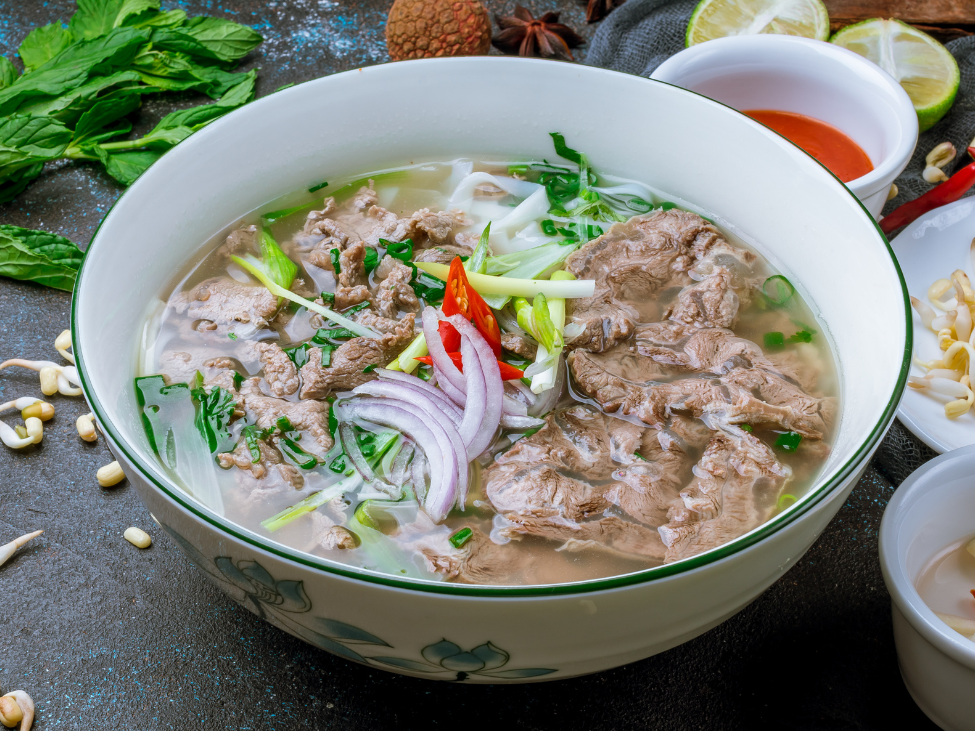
[414,354,525,381]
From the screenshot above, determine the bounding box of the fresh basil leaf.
[133,49,249,98]
[79,120,132,146]
[0,114,72,169]
[114,0,160,28]
[123,8,186,29]
[72,93,141,140]
[0,57,17,91]
[182,17,263,62]
[0,162,44,205]
[0,28,150,116]
[0,225,84,291]
[18,69,144,121]
[18,23,72,72]
[149,70,254,132]
[96,148,162,184]
[69,0,125,40]
[150,29,225,64]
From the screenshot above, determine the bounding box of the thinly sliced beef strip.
[658,430,791,562]
[563,210,729,352]
[298,313,415,397]
[568,349,834,440]
[255,342,299,397]
[238,378,334,455]
[413,244,474,265]
[374,255,421,319]
[169,278,279,329]
[413,527,531,584]
[501,332,537,359]
[218,436,305,490]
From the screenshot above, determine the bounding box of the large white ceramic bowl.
[650,35,918,219]
[880,446,975,731]
[73,58,910,682]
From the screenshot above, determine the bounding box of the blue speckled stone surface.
[0,2,936,728]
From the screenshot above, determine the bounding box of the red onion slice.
[434,366,467,406]
[412,452,428,503]
[354,380,462,425]
[390,442,414,487]
[446,315,503,460]
[502,394,528,416]
[500,414,546,430]
[342,399,459,522]
[375,368,463,418]
[422,307,466,395]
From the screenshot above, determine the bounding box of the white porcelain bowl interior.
[650,35,918,218]
[71,58,910,679]
[880,446,975,730]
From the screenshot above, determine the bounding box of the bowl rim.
[880,445,975,668]
[649,34,919,196]
[72,57,912,598]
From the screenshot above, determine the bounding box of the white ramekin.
[650,35,919,219]
[880,446,975,730]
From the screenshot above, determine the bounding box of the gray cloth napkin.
[585,1,975,483]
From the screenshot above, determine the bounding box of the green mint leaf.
[150,28,226,63]
[0,27,150,117]
[96,148,162,184]
[114,0,161,28]
[0,114,73,171]
[0,225,84,291]
[0,57,18,90]
[72,92,141,140]
[182,17,263,62]
[122,8,186,29]
[0,162,44,204]
[18,23,72,72]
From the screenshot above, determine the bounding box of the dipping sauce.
[916,535,975,640]
[745,110,874,183]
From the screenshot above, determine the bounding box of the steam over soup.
[138,135,838,585]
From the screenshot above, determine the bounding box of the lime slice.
[831,19,959,132]
[686,0,830,47]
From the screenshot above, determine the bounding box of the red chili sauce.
[744,110,874,183]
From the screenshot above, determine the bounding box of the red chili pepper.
[881,149,975,235]
[441,257,502,357]
[413,354,525,381]
[438,320,461,352]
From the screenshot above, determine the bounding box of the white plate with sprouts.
[893,197,975,453]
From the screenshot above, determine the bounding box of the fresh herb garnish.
[341,301,370,316]
[241,424,271,462]
[0,224,84,291]
[311,327,357,346]
[775,432,803,452]
[363,363,378,374]
[763,275,795,306]
[634,451,649,462]
[320,344,336,367]
[280,437,317,469]
[231,371,243,389]
[328,452,347,473]
[283,342,312,368]
[329,247,341,274]
[258,229,298,291]
[190,384,237,454]
[262,200,318,224]
[320,291,335,305]
[363,247,379,275]
[382,238,413,262]
[308,181,328,193]
[764,331,785,349]
[741,424,753,433]
[228,332,237,340]
[449,527,473,549]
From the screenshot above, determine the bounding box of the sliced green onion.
[449,527,473,549]
[540,219,558,236]
[363,247,379,275]
[232,372,244,390]
[763,275,795,306]
[281,438,317,469]
[363,364,378,374]
[415,261,595,300]
[788,330,814,344]
[230,255,378,338]
[308,181,329,193]
[261,474,359,532]
[382,238,413,262]
[387,331,428,374]
[764,332,785,349]
[320,291,335,305]
[634,451,649,462]
[283,342,311,368]
[465,222,491,275]
[775,432,803,452]
[740,424,753,433]
[241,425,270,462]
[228,333,237,340]
[778,493,797,509]
[262,201,318,224]
[257,229,298,292]
[320,344,336,367]
[329,248,341,274]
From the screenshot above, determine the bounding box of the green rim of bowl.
[70,61,912,598]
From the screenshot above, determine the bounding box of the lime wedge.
[686,0,830,47]
[831,19,959,132]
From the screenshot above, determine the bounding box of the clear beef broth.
[141,157,839,586]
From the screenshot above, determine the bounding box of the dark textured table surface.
[0,1,939,728]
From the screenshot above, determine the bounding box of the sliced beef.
[307,512,358,551]
[564,211,723,352]
[568,350,834,440]
[507,514,667,562]
[374,255,420,319]
[216,224,257,263]
[607,417,710,526]
[238,378,334,455]
[169,277,279,329]
[501,332,537,359]
[665,270,741,329]
[413,244,474,265]
[403,208,471,249]
[414,527,529,584]
[634,322,770,375]
[255,342,299,397]
[319,240,371,310]
[298,314,415,398]
[488,463,612,520]
[218,436,304,489]
[496,405,620,475]
[658,430,790,562]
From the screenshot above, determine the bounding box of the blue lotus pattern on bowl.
[161,523,555,680]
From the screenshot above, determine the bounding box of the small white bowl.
[650,35,918,219]
[880,446,975,730]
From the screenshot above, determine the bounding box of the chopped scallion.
[329,248,341,274]
[775,432,803,452]
[308,181,329,193]
[449,527,473,548]
[764,332,785,349]
[763,275,795,306]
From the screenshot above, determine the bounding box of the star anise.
[492,7,585,61]
[584,0,627,23]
